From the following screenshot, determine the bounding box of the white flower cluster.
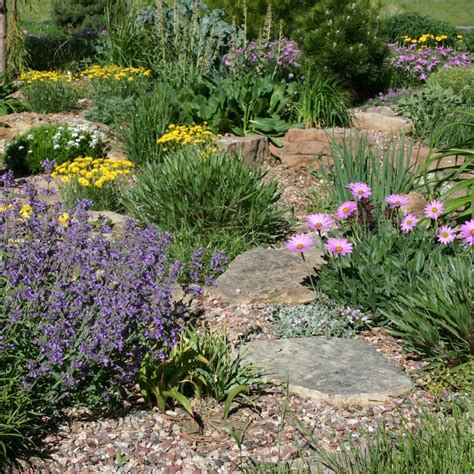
[52,125,103,151]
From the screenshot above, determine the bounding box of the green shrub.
[272,299,371,339]
[394,83,474,147]
[138,326,262,419]
[294,74,350,128]
[53,0,108,31]
[0,74,24,115]
[427,66,474,102]
[380,12,458,44]
[85,96,136,127]
[317,133,414,209]
[122,148,290,262]
[382,257,473,361]
[303,402,473,474]
[315,224,461,322]
[297,0,390,100]
[4,124,106,176]
[22,80,80,114]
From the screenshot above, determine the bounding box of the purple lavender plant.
[0,181,224,410]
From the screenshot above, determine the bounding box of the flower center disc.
[335,245,343,252]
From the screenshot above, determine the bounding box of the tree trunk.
[0,0,7,73]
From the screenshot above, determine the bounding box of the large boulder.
[351,111,412,133]
[217,135,269,164]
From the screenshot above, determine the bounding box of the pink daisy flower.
[400,214,418,233]
[346,182,372,200]
[306,213,333,232]
[286,233,314,253]
[326,237,353,256]
[336,201,357,219]
[459,219,474,246]
[385,194,410,208]
[424,200,444,220]
[437,225,456,245]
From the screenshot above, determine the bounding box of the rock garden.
[0,1,473,473]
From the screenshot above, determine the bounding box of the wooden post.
[0,0,7,73]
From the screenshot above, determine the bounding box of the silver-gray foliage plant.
[272,300,371,338]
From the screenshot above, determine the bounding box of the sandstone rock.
[363,106,398,117]
[208,246,324,305]
[88,210,129,239]
[217,135,269,164]
[351,111,412,133]
[242,337,412,405]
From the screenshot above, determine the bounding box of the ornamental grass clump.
[53,157,134,211]
[0,176,222,411]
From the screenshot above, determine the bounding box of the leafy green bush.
[0,74,24,115]
[138,326,262,419]
[394,84,474,147]
[380,12,458,44]
[272,299,371,338]
[4,124,106,176]
[427,66,474,102]
[317,133,414,209]
[22,80,80,114]
[294,74,350,128]
[85,96,136,127]
[315,224,460,322]
[303,402,473,474]
[122,148,290,262]
[297,0,390,100]
[383,257,473,361]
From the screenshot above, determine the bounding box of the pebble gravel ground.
[23,298,443,473]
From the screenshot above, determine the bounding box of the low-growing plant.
[20,70,80,114]
[138,325,262,419]
[52,157,134,211]
[314,224,461,322]
[420,359,474,396]
[394,84,474,147]
[294,75,350,129]
[0,178,221,411]
[382,256,473,361]
[300,402,473,473]
[427,66,474,102]
[122,148,290,262]
[272,299,371,339]
[85,95,136,127]
[4,124,106,176]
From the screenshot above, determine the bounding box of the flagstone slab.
[242,337,412,405]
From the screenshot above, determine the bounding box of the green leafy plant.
[297,0,390,100]
[394,83,474,147]
[416,111,474,223]
[85,95,136,127]
[427,66,474,102]
[299,402,473,474]
[138,326,262,419]
[382,256,473,361]
[294,74,350,128]
[53,0,109,31]
[380,12,458,44]
[317,133,415,209]
[420,359,474,396]
[122,148,290,262]
[22,80,80,114]
[189,74,297,137]
[315,224,461,322]
[272,299,371,339]
[4,124,106,176]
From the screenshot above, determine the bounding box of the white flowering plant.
[4,123,107,176]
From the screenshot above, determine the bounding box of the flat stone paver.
[208,247,324,305]
[242,337,412,405]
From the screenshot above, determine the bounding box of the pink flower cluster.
[387,43,471,82]
[286,182,474,257]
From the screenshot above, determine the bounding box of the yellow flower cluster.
[0,203,12,212]
[402,33,461,45]
[157,124,220,156]
[19,204,32,219]
[19,70,75,84]
[58,212,69,226]
[79,65,152,81]
[52,157,134,188]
